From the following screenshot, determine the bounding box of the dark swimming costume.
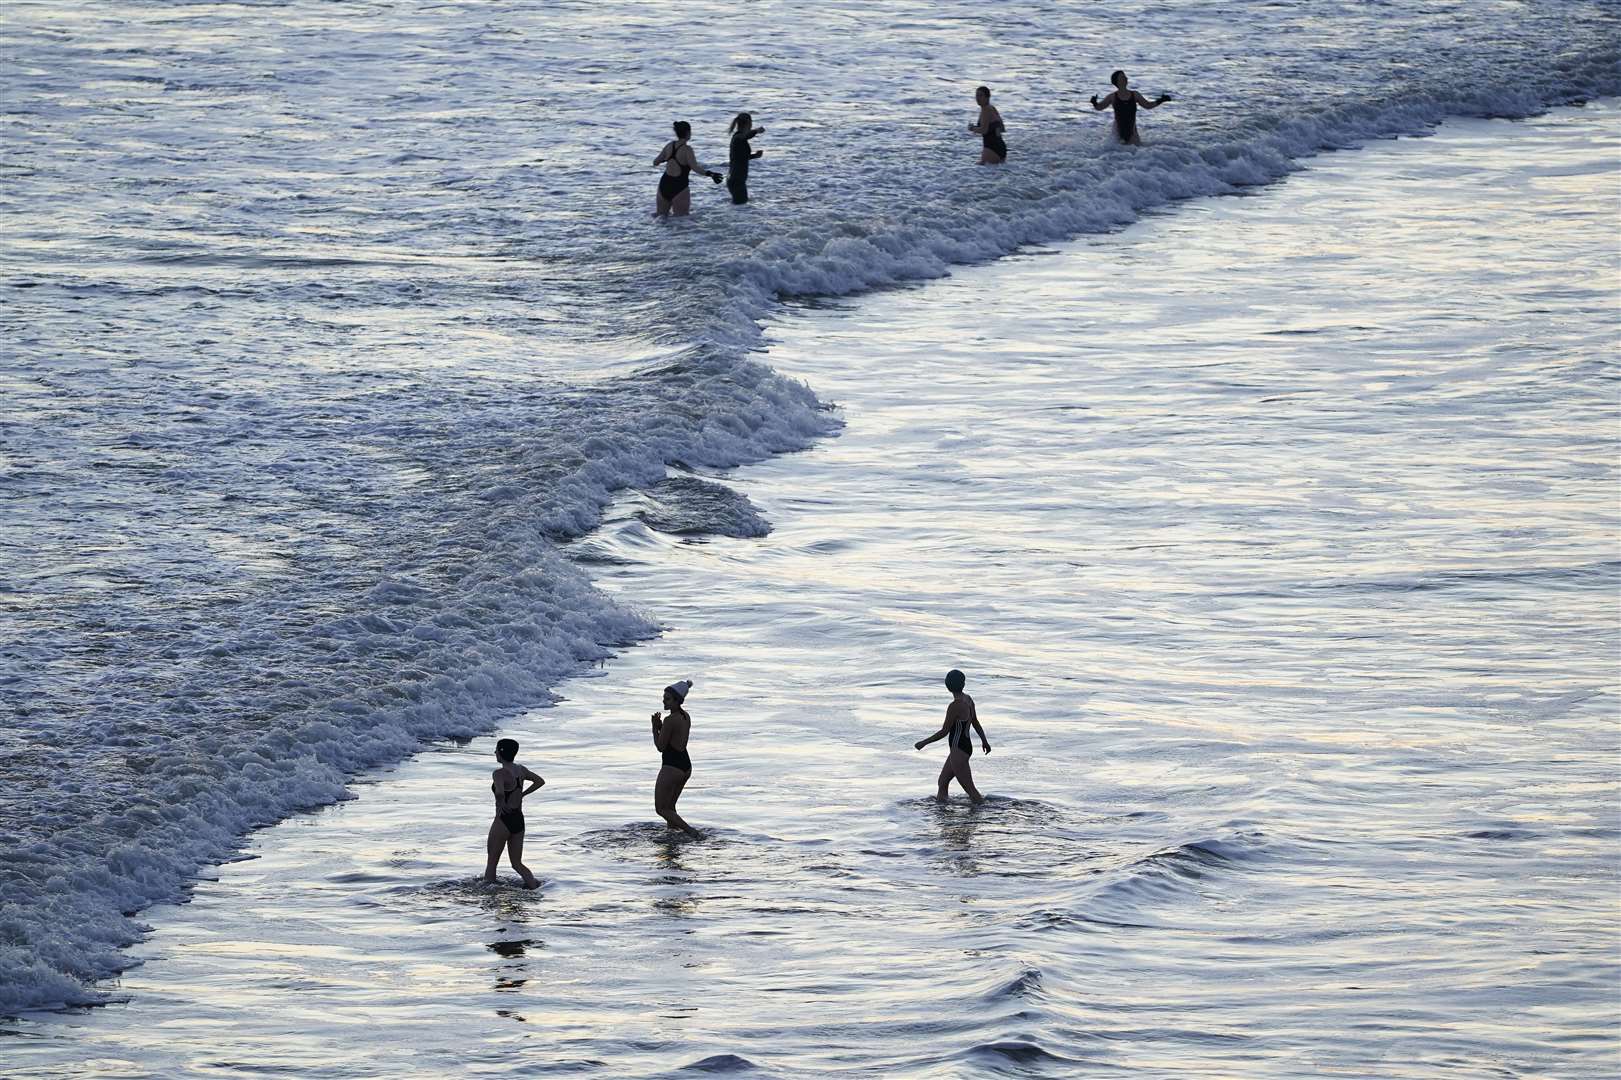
[983,120,1007,160]
[728,131,752,204]
[658,142,691,202]
[1113,93,1138,143]
[950,700,975,756]
[661,747,693,774]
[493,767,525,833]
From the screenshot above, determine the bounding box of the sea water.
[1,1,1618,1075]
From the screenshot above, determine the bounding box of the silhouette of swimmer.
[726,111,764,204]
[914,669,991,804]
[654,120,724,217]
[485,737,544,888]
[1090,70,1169,144]
[651,679,703,837]
[968,85,1007,164]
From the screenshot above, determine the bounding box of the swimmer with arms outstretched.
[654,121,724,217]
[651,679,702,837]
[1090,69,1169,145]
[485,737,544,888]
[914,668,991,804]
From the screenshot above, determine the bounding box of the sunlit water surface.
[5,104,1617,1077]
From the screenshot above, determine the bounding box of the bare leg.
[951,752,986,805]
[654,765,701,836]
[936,759,954,803]
[672,189,692,217]
[506,832,539,889]
[655,194,671,217]
[484,818,508,883]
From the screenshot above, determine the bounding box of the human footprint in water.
[485,738,544,888]
[915,669,991,804]
[651,679,703,837]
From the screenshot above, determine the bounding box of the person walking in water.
[726,112,764,204]
[654,121,724,217]
[968,85,1007,164]
[485,738,544,888]
[1091,70,1169,145]
[651,679,702,836]
[914,669,991,804]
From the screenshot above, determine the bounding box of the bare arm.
[914,702,956,750]
[653,141,673,166]
[969,712,991,753]
[1090,90,1116,111]
[651,712,670,751]
[519,764,546,793]
[1138,90,1169,109]
[678,145,722,180]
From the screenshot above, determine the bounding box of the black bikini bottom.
[497,810,525,835]
[658,173,689,201]
[661,749,692,774]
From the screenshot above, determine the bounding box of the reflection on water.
[7,106,1618,1078]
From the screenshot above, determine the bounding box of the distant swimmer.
[485,738,544,888]
[969,85,1007,164]
[914,669,991,804]
[651,679,702,836]
[726,112,765,205]
[1090,70,1170,145]
[654,120,724,218]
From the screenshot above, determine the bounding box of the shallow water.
[6,103,1617,1077]
[5,0,1619,1015]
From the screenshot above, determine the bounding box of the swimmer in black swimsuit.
[651,679,702,836]
[969,86,1007,165]
[726,111,764,205]
[654,120,724,218]
[1090,70,1169,145]
[914,669,991,804]
[484,737,544,888]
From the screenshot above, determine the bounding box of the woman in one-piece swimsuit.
[1091,70,1169,145]
[969,86,1007,164]
[651,680,702,836]
[654,120,723,217]
[914,669,992,804]
[484,737,544,888]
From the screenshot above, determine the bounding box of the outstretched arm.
[1139,90,1169,109]
[1090,91,1115,111]
[679,146,723,181]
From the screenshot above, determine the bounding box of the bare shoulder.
[520,764,542,781]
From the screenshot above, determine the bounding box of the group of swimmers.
[654,69,1168,216]
[484,670,991,887]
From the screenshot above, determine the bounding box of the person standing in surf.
[726,112,764,204]
[968,85,1007,164]
[485,738,544,888]
[914,669,991,804]
[1090,70,1169,145]
[651,679,702,836]
[654,121,724,217]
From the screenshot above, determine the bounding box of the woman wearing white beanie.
[651,679,702,837]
